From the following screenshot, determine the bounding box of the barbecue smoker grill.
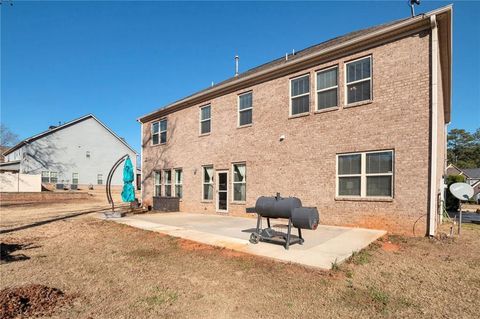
[248,193,320,250]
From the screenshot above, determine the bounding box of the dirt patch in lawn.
[1,201,479,318]
[0,284,73,318]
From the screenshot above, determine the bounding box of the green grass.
[349,250,372,265]
[141,287,178,307]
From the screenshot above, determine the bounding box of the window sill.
[150,142,167,147]
[335,196,393,202]
[237,124,252,129]
[314,106,339,114]
[201,200,213,203]
[198,133,211,137]
[344,100,373,109]
[230,201,246,205]
[288,112,310,119]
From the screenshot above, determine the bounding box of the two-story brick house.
[139,5,452,236]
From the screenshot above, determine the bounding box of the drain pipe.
[428,14,439,237]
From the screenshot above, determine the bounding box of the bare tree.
[0,124,19,147]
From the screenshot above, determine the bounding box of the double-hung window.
[290,74,310,116]
[337,150,393,198]
[175,169,183,199]
[232,163,246,202]
[316,66,338,110]
[200,105,211,134]
[72,173,79,185]
[152,119,167,145]
[97,174,103,185]
[238,92,252,126]
[50,172,58,184]
[202,166,214,200]
[154,171,161,196]
[345,56,372,104]
[41,171,50,183]
[164,170,172,197]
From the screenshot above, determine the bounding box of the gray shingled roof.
[462,168,480,179]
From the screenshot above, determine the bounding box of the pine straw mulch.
[0,284,73,318]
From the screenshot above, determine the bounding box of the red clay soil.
[381,241,401,252]
[0,284,72,319]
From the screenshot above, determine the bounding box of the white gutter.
[429,15,439,236]
[140,123,144,207]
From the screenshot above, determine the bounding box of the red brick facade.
[140,12,451,235]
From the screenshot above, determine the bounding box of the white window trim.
[202,165,214,201]
[199,105,211,135]
[72,173,79,184]
[231,162,246,203]
[49,172,58,184]
[289,73,311,117]
[237,92,253,127]
[344,55,372,106]
[164,169,172,197]
[41,171,50,183]
[151,118,167,146]
[154,171,161,197]
[174,168,183,198]
[336,150,394,198]
[97,174,103,185]
[315,65,339,111]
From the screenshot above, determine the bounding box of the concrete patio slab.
[101,212,386,269]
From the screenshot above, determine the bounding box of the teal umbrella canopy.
[121,157,135,202]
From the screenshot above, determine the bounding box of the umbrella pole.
[106,154,129,213]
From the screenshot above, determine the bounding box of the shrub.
[445,174,466,211]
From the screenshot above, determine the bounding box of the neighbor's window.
[202,166,214,200]
[290,74,310,115]
[50,172,58,184]
[41,171,50,183]
[86,151,91,158]
[238,92,252,126]
[345,56,372,104]
[337,150,393,198]
[316,66,338,110]
[72,173,79,185]
[200,105,211,134]
[97,174,103,185]
[164,170,172,197]
[152,119,167,145]
[232,163,246,202]
[154,171,161,196]
[175,169,183,199]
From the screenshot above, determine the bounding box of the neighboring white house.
[1,114,137,186]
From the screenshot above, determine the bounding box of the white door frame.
[216,170,228,213]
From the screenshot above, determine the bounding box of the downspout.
[429,15,439,236]
[140,122,144,207]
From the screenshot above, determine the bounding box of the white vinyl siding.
[345,56,372,104]
[337,150,393,198]
[200,105,211,134]
[316,66,338,110]
[238,92,253,126]
[232,163,246,202]
[290,74,310,115]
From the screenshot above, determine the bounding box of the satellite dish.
[449,183,474,201]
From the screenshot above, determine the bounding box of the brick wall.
[142,30,436,235]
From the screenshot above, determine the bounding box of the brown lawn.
[1,198,479,318]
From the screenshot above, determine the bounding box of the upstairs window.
[290,74,310,116]
[154,171,161,196]
[152,119,167,145]
[164,170,172,197]
[175,169,183,199]
[202,166,214,200]
[316,66,338,110]
[41,171,49,183]
[337,150,393,198]
[346,56,372,104]
[200,105,211,134]
[50,172,58,184]
[238,92,253,126]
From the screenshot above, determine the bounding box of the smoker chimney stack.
[234,55,239,77]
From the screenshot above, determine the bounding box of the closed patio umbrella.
[121,157,135,202]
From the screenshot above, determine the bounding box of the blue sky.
[1,1,479,152]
